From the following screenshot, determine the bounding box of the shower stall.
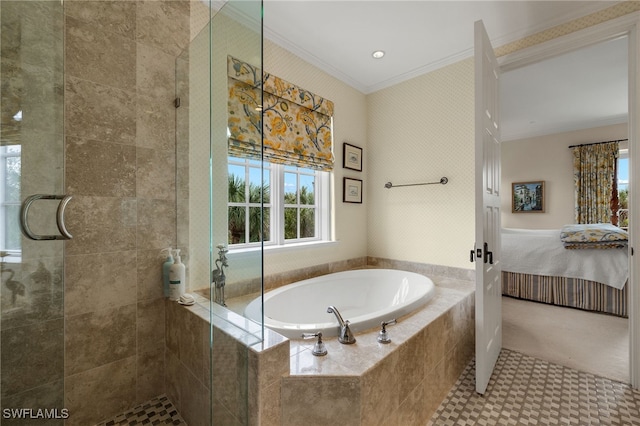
[1,0,265,424]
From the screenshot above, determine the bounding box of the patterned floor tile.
[95,394,186,426]
[429,349,640,425]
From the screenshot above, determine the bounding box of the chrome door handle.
[56,195,73,239]
[20,194,73,240]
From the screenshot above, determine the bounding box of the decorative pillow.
[560,223,628,249]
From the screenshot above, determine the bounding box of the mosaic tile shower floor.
[429,348,640,425]
[95,395,186,426]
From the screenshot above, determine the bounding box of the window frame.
[0,145,21,260]
[227,157,331,251]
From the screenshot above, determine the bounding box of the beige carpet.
[502,296,629,383]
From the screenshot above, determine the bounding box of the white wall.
[366,59,476,270]
[501,123,627,229]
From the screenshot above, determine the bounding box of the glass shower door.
[175,0,263,424]
[1,1,66,422]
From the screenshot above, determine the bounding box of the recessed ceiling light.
[372,50,385,59]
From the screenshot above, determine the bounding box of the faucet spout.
[327,306,356,344]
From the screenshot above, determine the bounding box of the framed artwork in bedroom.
[512,181,545,213]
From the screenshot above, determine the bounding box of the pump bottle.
[168,249,186,301]
[161,247,173,298]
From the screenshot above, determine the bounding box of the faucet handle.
[302,332,328,356]
[377,319,397,344]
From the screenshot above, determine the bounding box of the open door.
[474,20,502,394]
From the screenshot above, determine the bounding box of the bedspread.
[501,228,629,290]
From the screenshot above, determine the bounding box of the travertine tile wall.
[165,304,290,426]
[165,298,285,426]
[62,1,189,424]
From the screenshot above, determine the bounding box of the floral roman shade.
[572,141,619,224]
[227,56,334,171]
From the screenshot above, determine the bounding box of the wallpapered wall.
[366,59,476,269]
[185,9,369,284]
[366,2,639,270]
[262,40,369,277]
[186,1,640,276]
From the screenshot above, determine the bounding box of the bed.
[501,226,629,317]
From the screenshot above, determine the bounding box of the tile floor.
[95,395,186,426]
[100,349,640,425]
[429,348,640,425]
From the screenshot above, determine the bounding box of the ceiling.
[500,35,628,141]
[227,1,629,141]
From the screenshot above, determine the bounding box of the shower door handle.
[20,194,73,240]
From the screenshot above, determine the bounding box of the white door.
[474,20,502,395]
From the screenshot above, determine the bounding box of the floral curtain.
[572,141,619,224]
[227,56,334,171]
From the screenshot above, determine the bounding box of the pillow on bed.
[560,223,628,248]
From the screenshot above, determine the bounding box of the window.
[1,145,21,256]
[617,149,629,229]
[227,157,330,248]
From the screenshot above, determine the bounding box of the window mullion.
[275,164,285,245]
[296,171,301,239]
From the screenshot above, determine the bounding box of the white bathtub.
[243,269,435,339]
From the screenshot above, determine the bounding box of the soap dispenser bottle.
[168,249,186,301]
[161,247,173,298]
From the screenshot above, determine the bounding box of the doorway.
[497,14,640,387]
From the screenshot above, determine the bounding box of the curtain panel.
[572,141,619,224]
[227,56,334,171]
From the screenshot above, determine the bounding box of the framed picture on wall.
[343,177,363,203]
[343,143,363,171]
[512,181,545,213]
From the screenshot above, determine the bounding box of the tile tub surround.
[165,298,289,426]
[169,269,474,426]
[282,278,474,426]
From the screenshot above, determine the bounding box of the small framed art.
[343,177,363,203]
[343,143,363,171]
[512,181,545,213]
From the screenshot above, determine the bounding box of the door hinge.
[174,97,181,108]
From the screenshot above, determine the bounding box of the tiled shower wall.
[63,1,189,424]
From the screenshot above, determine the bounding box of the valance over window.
[227,55,335,171]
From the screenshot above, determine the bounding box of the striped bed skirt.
[502,271,628,318]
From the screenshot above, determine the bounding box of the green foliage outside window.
[618,188,629,228]
[284,186,315,239]
[228,175,270,245]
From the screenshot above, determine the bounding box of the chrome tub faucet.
[327,305,356,344]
